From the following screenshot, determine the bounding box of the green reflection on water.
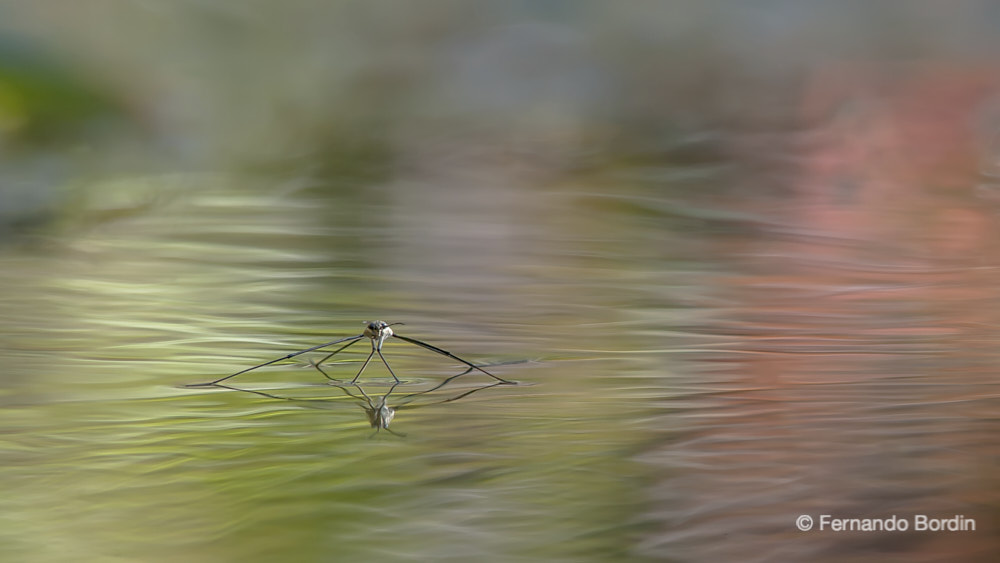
[0,175,658,563]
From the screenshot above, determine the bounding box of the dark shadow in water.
[200,362,526,437]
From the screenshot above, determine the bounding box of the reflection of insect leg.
[434,381,505,404]
[394,359,525,406]
[397,379,504,408]
[394,368,472,405]
[211,384,291,401]
[351,381,400,406]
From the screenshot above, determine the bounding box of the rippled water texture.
[3,6,1000,563]
[2,152,998,562]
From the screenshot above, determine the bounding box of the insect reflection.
[207,365,514,437]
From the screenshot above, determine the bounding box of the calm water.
[1,157,999,563]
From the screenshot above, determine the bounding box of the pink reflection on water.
[641,64,1000,562]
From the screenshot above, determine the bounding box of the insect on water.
[188,320,515,387]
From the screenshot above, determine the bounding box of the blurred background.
[1,2,999,562]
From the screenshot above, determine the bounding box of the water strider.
[188,320,515,387]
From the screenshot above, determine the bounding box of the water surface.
[1,157,997,563]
